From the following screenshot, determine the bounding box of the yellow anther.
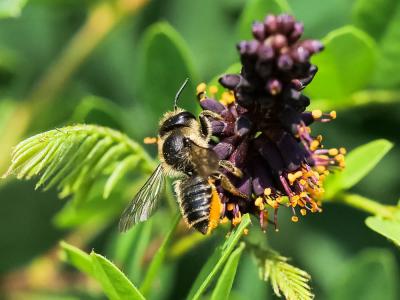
[300,208,307,216]
[196,83,207,94]
[328,148,339,156]
[291,216,299,222]
[227,203,235,211]
[220,217,229,224]
[255,197,263,206]
[220,91,235,105]
[335,154,345,162]
[243,228,249,235]
[300,192,307,198]
[312,109,322,119]
[266,199,278,208]
[330,110,337,119]
[264,188,272,196]
[316,135,323,142]
[232,214,242,226]
[209,85,218,95]
[143,137,158,144]
[288,173,296,184]
[310,140,319,151]
[339,147,347,154]
[299,179,307,186]
[315,165,326,173]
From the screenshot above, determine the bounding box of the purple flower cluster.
[198,14,345,230]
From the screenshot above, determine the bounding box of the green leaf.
[324,139,393,199]
[352,0,398,41]
[211,242,245,300]
[352,0,400,88]
[237,0,291,39]
[365,217,400,247]
[187,214,251,300]
[139,22,199,121]
[140,213,180,296]
[3,124,155,206]
[306,26,377,103]
[0,0,28,18]
[254,247,314,300]
[60,241,93,276]
[60,241,145,300]
[90,252,145,300]
[330,249,399,300]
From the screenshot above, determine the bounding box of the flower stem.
[335,193,396,219]
[350,90,400,107]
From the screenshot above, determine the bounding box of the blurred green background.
[0,0,399,299]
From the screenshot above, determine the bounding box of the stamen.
[312,109,322,119]
[144,137,158,144]
[209,85,218,95]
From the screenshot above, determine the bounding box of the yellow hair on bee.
[207,180,222,234]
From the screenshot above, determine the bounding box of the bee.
[119,79,246,234]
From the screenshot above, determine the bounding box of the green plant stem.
[335,193,396,219]
[140,213,180,296]
[0,0,148,174]
[350,90,400,107]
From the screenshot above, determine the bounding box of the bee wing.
[189,141,219,177]
[119,164,165,232]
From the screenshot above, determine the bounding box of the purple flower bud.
[277,54,293,70]
[302,40,324,54]
[238,176,252,198]
[219,74,241,89]
[275,132,308,171]
[277,14,295,34]
[292,46,310,63]
[251,160,274,195]
[264,15,278,34]
[289,22,304,43]
[291,79,304,91]
[296,65,318,88]
[301,112,314,126]
[271,34,288,49]
[199,98,225,114]
[267,79,282,95]
[230,140,248,167]
[237,40,259,56]
[255,136,285,173]
[258,44,274,61]
[211,120,226,135]
[252,21,266,40]
[235,116,252,137]
[213,137,236,160]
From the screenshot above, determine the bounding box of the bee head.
[159,78,195,137]
[159,110,196,137]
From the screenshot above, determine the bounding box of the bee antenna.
[174,78,189,111]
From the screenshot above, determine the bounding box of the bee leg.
[200,110,224,120]
[219,160,243,178]
[199,110,223,139]
[215,173,247,199]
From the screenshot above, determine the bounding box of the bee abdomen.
[175,176,212,234]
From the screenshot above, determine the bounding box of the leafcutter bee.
[119,79,246,234]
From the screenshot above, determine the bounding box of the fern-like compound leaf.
[252,245,314,300]
[3,124,156,205]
